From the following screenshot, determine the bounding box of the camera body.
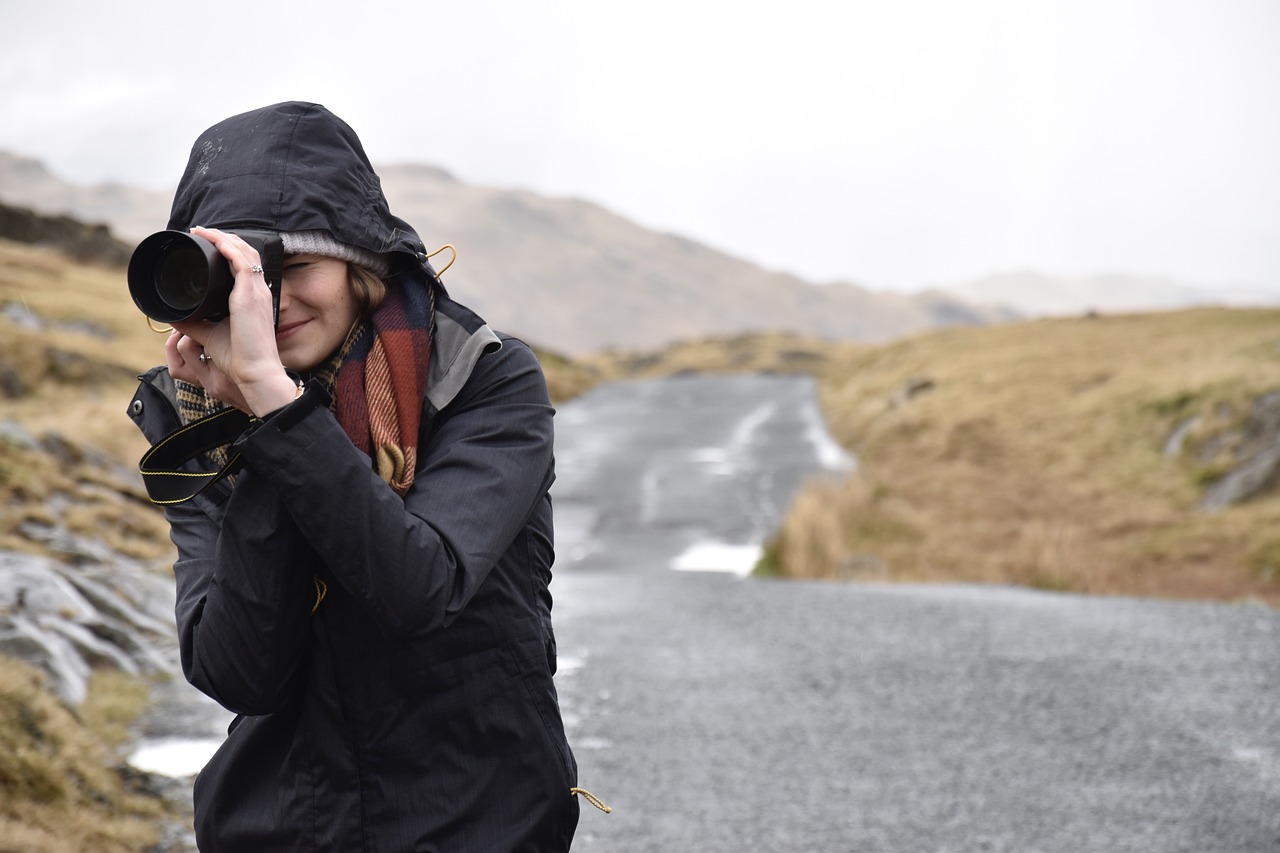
[128,229,284,326]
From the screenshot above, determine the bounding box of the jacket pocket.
[510,632,578,787]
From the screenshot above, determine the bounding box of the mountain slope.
[0,152,1007,354]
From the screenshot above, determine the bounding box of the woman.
[128,102,581,851]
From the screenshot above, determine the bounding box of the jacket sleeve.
[230,338,555,641]
[167,473,317,716]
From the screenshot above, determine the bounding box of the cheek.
[333,290,360,327]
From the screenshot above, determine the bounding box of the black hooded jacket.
[129,103,579,851]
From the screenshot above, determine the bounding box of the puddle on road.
[671,541,763,577]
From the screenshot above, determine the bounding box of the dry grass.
[0,242,179,849]
[0,658,164,853]
[767,309,1280,604]
[0,241,158,459]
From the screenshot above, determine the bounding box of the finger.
[170,321,208,345]
[191,226,264,277]
[175,332,209,370]
[167,333,203,384]
[173,327,205,355]
[165,330,185,375]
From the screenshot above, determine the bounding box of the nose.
[275,280,292,313]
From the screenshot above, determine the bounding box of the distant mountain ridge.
[947,269,1280,317]
[0,150,1011,354]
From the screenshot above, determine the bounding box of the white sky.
[1,0,1278,293]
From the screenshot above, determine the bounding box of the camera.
[128,229,283,326]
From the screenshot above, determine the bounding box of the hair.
[348,263,387,317]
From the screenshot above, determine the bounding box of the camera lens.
[130,229,276,324]
[154,243,208,313]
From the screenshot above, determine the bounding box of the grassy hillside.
[764,309,1280,604]
[0,660,164,852]
[0,241,186,849]
[581,310,1280,605]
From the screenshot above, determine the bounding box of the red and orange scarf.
[331,278,434,495]
[177,277,435,498]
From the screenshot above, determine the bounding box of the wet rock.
[0,614,92,705]
[1202,390,1280,510]
[1163,415,1200,457]
[0,201,132,267]
[20,518,119,565]
[0,419,38,448]
[0,550,175,706]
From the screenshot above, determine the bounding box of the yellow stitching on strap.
[311,578,328,614]
[570,787,612,813]
[144,451,244,505]
[139,407,246,468]
[139,407,250,504]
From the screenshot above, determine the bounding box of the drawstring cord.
[571,787,613,813]
[311,577,328,614]
[426,243,457,275]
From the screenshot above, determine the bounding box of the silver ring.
[198,352,211,365]
[250,264,264,274]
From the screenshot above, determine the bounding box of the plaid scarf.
[177,279,435,497]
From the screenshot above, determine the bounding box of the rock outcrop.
[0,201,132,267]
[1201,391,1280,510]
[0,549,176,706]
[0,419,179,707]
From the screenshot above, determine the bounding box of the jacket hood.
[167,102,428,267]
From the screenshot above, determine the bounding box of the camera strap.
[139,406,253,505]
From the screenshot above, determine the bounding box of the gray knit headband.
[281,231,390,277]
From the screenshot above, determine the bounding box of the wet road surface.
[550,375,1280,853]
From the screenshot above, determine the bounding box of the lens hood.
[128,229,283,326]
[128,231,232,323]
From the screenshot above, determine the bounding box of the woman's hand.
[167,227,299,417]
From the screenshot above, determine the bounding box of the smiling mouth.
[276,320,308,339]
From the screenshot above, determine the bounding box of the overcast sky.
[2,0,1278,293]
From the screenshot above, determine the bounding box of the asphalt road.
[549,375,1280,853]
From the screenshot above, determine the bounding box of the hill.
[760,311,1280,604]
[573,312,1280,605]
[0,150,1010,355]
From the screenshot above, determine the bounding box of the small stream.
[130,674,232,778]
